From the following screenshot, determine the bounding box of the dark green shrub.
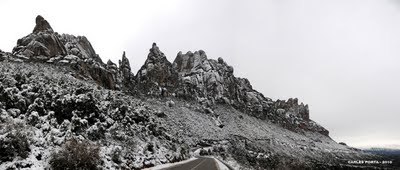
[111,147,122,164]
[0,124,31,162]
[50,138,100,170]
[0,129,30,162]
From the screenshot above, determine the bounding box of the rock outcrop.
[59,34,102,63]
[7,15,328,136]
[32,15,53,33]
[119,51,134,85]
[170,50,328,135]
[13,15,67,58]
[271,98,329,136]
[10,15,119,90]
[172,50,265,108]
[136,43,178,96]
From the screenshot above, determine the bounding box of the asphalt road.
[161,157,219,170]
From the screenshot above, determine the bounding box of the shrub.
[0,122,30,162]
[199,148,209,156]
[87,122,106,140]
[50,138,100,170]
[111,147,122,164]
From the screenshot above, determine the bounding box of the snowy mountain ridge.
[0,15,394,169]
[8,15,328,136]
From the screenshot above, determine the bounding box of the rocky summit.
[0,15,392,170]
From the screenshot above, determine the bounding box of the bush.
[50,138,100,170]
[0,122,30,162]
[199,148,209,156]
[87,123,106,140]
[111,147,122,164]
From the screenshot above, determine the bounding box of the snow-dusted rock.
[33,15,53,33]
[136,43,178,96]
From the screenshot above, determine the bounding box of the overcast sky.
[1,0,399,148]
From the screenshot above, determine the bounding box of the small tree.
[0,122,30,162]
[50,138,100,170]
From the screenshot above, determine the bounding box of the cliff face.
[0,15,379,169]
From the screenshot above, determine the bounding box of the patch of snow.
[215,158,230,170]
[58,60,69,64]
[64,54,79,61]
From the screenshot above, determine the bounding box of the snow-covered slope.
[0,15,394,169]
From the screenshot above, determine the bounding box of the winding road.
[161,157,220,170]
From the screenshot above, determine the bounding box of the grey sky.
[1,0,399,148]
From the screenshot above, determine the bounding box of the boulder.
[166,100,175,107]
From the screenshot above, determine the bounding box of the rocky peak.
[13,15,66,58]
[106,59,117,70]
[118,51,134,86]
[149,42,163,57]
[172,50,237,100]
[173,50,209,74]
[10,16,121,90]
[119,51,131,71]
[33,15,54,33]
[136,43,178,96]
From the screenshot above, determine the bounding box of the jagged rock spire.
[120,51,131,71]
[119,51,133,83]
[33,15,54,33]
[148,42,165,60]
[136,43,178,96]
